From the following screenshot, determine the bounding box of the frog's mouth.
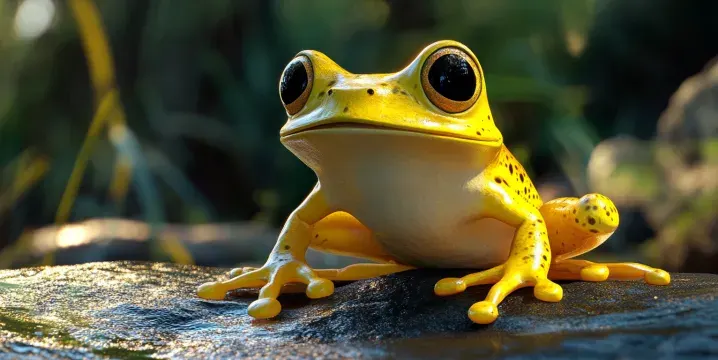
[280,121,502,145]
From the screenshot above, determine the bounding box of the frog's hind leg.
[228,212,413,292]
[541,194,670,285]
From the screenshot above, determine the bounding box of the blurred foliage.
[589,57,718,272]
[0,0,716,269]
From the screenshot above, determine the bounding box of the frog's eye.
[280,55,314,115]
[420,47,481,113]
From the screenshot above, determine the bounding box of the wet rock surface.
[1,261,717,359]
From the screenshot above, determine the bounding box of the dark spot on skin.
[367,89,375,95]
[284,245,290,250]
[575,218,579,223]
[606,211,610,216]
[588,217,596,225]
[537,219,543,223]
[582,223,586,227]
[487,115,490,120]
[590,229,599,233]
[585,206,591,211]
[523,256,530,260]
[328,80,337,87]
[343,106,349,113]
[328,89,333,96]
[476,131,482,135]
[503,180,509,186]
[380,83,388,86]
[528,232,533,235]
[524,247,529,250]
[392,87,400,94]
[573,209,576,214]
[494,177,502,184]
[593,206,598,210]
[400,90,408,96]
[318,91,325,98]
[520,174,524,182]
[542,255,547,261]
[315,234,319,238]
[541,264,545,268]
[509,164,514,174]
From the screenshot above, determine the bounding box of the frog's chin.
[279,121,502,146]
[280,125,503,178]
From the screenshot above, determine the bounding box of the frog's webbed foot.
[434,216,564,325]
[435,262,563,324]
[227,263,413,293]
[197,255,336,319]
[549,259,670,285]
[200,262,413,318]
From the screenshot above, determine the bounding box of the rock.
[1,262,718,359]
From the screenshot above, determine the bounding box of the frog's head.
[277,40,503,170]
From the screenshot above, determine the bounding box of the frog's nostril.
[367,89,375,95]
[328,89,333,96]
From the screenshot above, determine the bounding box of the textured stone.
[1,262,717,359]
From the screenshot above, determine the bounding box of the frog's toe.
[306,278,335,299]
[580,264,609,282]
[645,268,671,285]
[434,277,467,296]
[248,298,282,319]
[534,279,563,302]
[468,301,499,324]
[229,266,257,278]
[197,281,228,300]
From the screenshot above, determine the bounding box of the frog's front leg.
[226,211,413,293]
[435,183,562,325]
[197,185,412,318]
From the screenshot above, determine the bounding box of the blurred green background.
[1,0,717,272]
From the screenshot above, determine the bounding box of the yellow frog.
[197,40,671,324]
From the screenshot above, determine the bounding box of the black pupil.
[280,60,308,105]
[427,53,476,101]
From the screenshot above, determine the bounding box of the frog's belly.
[285,128,511,268]
[317,160,513,268]
[374,217,515,269]
[320,177,515,268]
